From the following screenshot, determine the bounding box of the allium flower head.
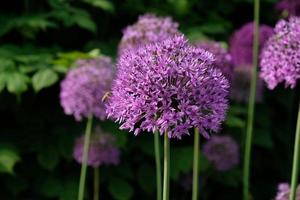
[60,57,114,121]
[73,127,120,167]
[276,0,300,17]
[203,135,239,171]
[194,40,233,81]
[229,22,273,67]
[107,36,229,139]
[118,13,180,56]
[275,183,300,200]
[260,17,300,89]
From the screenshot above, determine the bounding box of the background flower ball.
[73,127,120,167]
[260,17,300,90]
[60,57,114,121]
[118,13,181,56]
[203,135,239,171]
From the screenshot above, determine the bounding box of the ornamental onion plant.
[60,56,114,200]
[107,35,229,200]
[117,13,181,200]
[260,17,300,200]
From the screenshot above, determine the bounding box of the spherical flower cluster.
[194,40,233,81]
[107,36,229,139]
[118,13,181,56]
[229,22,273,67]
[60,57,114,121]
[73,127,120,167]
[260,17,300,90]
[203,135,239,171]
[275,183,300,200]
[230,66,264,102]
[276,0,300,17]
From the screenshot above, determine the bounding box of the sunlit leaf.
[6,72,30,95]
[108,177,134,200]
[0,146,21,174]
[32,69,58,92]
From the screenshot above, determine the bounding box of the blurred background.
[0,0,298,199]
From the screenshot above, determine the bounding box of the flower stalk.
[94,167,99,200]
[154,131,162,200]
[289,100,300,200]
[192,128,200,200]
[78,115,93,200]
[243,0,260,199]
[163,133,170,200]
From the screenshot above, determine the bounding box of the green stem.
[94,167,99,200]
[243,0,260,199]
[289,101,300,200]
[163,132,170,200]
[192,128,200,200]
[154,131,162,200]
[78,115,93,200]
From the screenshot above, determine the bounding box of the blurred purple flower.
[194,40,233,81]
[60,57,114,121]
[73,127,120,167]
[203,135,239,171]
[260,17,300,90]
[229,22,273,67]
[229,22,273,102]
[230,66,264,102]
[118,13,181,56]
[106,36,229,139]
[276,0,300,16]
[275,183,300,200]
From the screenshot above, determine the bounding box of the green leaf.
[253,129,273,149]
[137,164,156,194]
[225,115,245,128]
[32,69,58,92]
[37,145,60,170]
[212,169,242,187]
[6,72,30,95]
[38,177,63,198]
[72,11,97,33]
[108,177,134,200]
[0,73,7,92]
[84,0,115,12]
[4,176,28,195]
[170,147,193,180]
[0,146,21,174]
[0,58,15,71]
[59,179,78,200]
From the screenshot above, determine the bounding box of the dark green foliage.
[0,0,296,199]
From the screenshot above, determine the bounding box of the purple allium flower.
[276,0,300,17]
[275,183,300,200]
[106,36,229,139]
[260,17,300,90]
[194,40,233,81]
[229,22,273,67]
[60,57,114,121]
[118,13,181,56]
[203,135,239,171]
[230,66,264,102]
[229,22,273,102]
[73,127,120,167]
